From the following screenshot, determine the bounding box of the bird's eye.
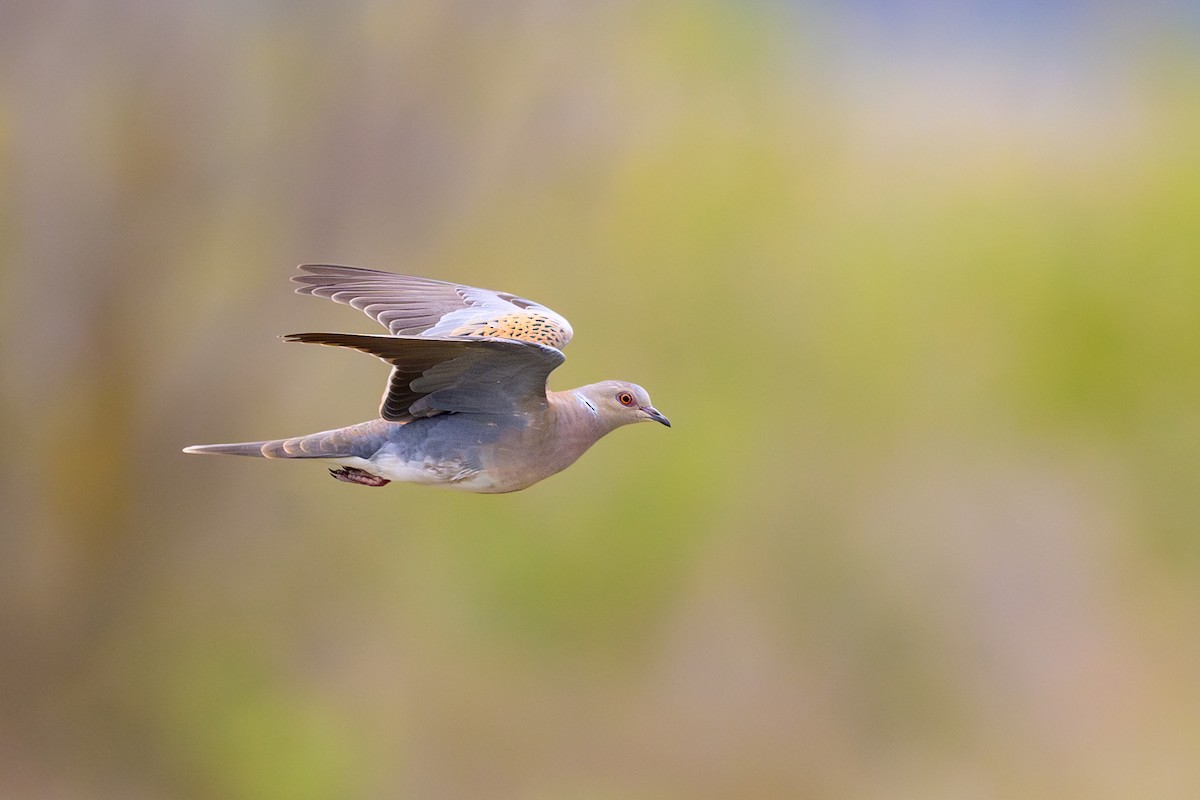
[618,392,635,406]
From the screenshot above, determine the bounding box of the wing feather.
[292,264,574,349]
[283,332,565,423]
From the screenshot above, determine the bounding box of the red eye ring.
[618,392,635,407]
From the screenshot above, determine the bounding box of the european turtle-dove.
[184,265,669,492]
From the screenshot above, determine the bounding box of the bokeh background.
[4,1,1200,797]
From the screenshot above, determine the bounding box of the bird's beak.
[641,406,671,427]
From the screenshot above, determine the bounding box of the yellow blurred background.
[3,1,1200,797]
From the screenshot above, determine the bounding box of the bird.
[183,265,669,493]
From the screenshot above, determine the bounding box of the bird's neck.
[548,389,619,448]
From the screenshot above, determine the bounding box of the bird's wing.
[283,332,565,423]
[292,264,574,350]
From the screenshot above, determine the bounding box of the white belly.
[331,454,504,493]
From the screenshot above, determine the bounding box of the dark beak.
[642,406,671,427]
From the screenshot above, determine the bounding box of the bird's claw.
[328,466,390,487]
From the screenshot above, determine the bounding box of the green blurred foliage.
[3,1,1200,798]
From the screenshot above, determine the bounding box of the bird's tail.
[183,421,389,460]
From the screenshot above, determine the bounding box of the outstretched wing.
[292,265,574,350]
[283,332,565,423]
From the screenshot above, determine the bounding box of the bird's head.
[577,380,670,430]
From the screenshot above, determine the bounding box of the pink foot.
[329,467,390,487]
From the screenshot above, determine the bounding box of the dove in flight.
[184,265,669,493]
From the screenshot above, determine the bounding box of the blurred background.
[3,1,1200,797]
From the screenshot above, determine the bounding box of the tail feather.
[183,423,389,460]
[183,440,283,457]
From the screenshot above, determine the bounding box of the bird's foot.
[328,466,390,487]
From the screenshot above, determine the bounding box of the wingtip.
[280,332,329,345]
[291,264,384,294]
[293,263,374,276]
[280,332,325,345]
[291,264,319,293]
